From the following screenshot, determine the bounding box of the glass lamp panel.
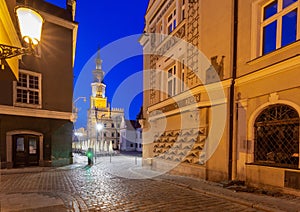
[16,7,43,45]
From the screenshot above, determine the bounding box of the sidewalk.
[159,174,300,212]
[73,154,300,212]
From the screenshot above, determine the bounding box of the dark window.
[261,0,298,55]
[264,0,278,20]
[16,72,40,105]
[281,9,297,47]
[263,21,277,54]
[283,0,297,8]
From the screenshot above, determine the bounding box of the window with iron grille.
[14,70,42,108]
[254,104,299,168]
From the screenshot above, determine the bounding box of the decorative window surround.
[251,0,300,58]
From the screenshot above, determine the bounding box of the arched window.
[254,104,299,168]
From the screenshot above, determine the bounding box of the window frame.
[253,104,299,169]
[166,8,177,34]
[167,64,177,97]
[13,69,42,109]
[180,58,186,92]
[259,0,300,55]
[181,0,186,21]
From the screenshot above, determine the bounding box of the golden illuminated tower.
[90,49,107,109]
[87,48,124,153]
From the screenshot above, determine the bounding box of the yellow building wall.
[141,0,235,181]
[234,0,300,190]
[200,0,233,80]
[0,0,21,79]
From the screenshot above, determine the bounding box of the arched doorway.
[6,130,43,168]
[254,104,299,168]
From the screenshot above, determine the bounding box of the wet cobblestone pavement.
[1,154,300,211]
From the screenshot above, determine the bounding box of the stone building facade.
[0,0,78,168]
[140,0,233,181]
[235,0,300,191]
[140,0,300,192]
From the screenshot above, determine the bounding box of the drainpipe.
[228,0,238,181]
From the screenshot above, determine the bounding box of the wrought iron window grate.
[254,104,299,168]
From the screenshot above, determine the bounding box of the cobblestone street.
[1,154,300,212]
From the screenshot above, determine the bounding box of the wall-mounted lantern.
[0,6,44,66]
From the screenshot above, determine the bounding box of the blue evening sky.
[45,0,148,129]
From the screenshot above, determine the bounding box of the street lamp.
[71,96,86,122]
[0,6,44,64]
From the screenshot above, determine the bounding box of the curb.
[161,179,284,212]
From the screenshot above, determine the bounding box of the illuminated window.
[167,65,177,97]
[14,70,41,108]
[261,0,298,55]
[167,9,177,34]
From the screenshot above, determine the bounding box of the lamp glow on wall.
[0,6,44,64]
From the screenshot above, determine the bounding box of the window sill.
[247,39,300,66]
[14,103,42,109]
[246,162,299,170]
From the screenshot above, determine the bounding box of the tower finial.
[96,46,102,70]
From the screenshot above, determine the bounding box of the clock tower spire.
[91,48,107,108]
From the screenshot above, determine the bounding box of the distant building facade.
[140,0,300,192]
[120,120,142,152]
[86,50,124,153]
[0,0,77,168]
[72,127,87,152]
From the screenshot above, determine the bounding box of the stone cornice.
[0,105,72,121]
[148,79,231,116]
[236,55,300,86]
